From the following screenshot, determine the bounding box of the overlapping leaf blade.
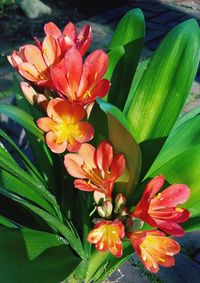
[108,8,145,109]
[126,19,200,142]
[0,227,81,283]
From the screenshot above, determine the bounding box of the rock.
[20,0,51,19]
[76,21,114,51]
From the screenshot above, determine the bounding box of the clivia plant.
[0,8,200,282]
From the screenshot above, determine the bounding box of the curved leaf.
[108,8,145,109]
[0,227,81,283]
[97,99,142,201]
[127,19,200,142]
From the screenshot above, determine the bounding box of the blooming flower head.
[8,35,62,89]
[128,230,180,273]
[87,219,125,257]
[132,176,190,236]
[44,21,91,56]
[37,98,94,153]
[8,21,91,89]
[64,141,125,198]
[51,48,110,104]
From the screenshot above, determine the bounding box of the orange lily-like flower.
[8,35,62,89]
[50,48,110,104]
[132,176,190,236]
[64,141,125,198]
[128,230,180,273]
[43,21,91,56]
[37,98,94,153]
[87,219,125,257]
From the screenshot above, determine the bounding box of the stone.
[76,21,114,51]
[20,0,51,19]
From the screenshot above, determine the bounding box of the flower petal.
[78,143,96,169]
[20,82,37,104]
[151,184,190,209]
[24,45,47,72]
[154,219,185,236]
[66,138,81,153]
[110,154,126,180]
[78,49,108,96]
[74,179,98,192]
[37,117,56,132]
[89,79,111,102]
[42,35,61,67]
[18,62,41,82]
[63,22,77,41]
[95,140,113,173]
[77,24,92,56]
[75,121,94,143]
[64,48,83,99]
[64,153,86,178]
[44,22,62,39]
[46,131,66,153]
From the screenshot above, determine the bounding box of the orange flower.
[8,36,61,89]
[64,141,125,198]
[51,48,110,104]
[37,98,94,153]
[128,230,180,273]
[87,219,125,257]
[132,176,190,236]
[43,21,91,56]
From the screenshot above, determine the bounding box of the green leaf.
[124,58,150,114]
[0,227,81,283]
[105,46,125,103]
[14,82,57,192]
[0,104,43,140]
[0,128,44,183]
[108,8,145,110]
[173,105,200,130]
[146,145,200,232]
[127,19,200,143]
[97,99,142,201]
[147,114,200,176]
[0,215,18,228]
[0,169,56,216]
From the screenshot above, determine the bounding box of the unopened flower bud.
[94,191,106,205]
[120,207,129,217]
[115,193,126,209]
[97,200,113,219]
[20,82,37,104]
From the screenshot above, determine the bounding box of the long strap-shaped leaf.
[0,104,43,140]
[107,8,145,110]
[0,187,84,259]
[0,128,44,183]
[0,145,62,219]
[97,99,142,201]
[126,19,200,142]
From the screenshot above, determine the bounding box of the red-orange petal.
[63,21,77,41]
[18,62,41,82]
[64,153,86,178]
[95,140,113,173]
[77,49,109,96]
[110,154,126,180]
[76,24,92,56]
[64,48,83,98]
[44,22,62,39]
[75,121,94,143]
[46,131,67,153]
[37,117,56,132]
[42,35,61,67]
[24,44,47,72]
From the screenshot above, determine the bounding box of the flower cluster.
[8,20,191,274]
